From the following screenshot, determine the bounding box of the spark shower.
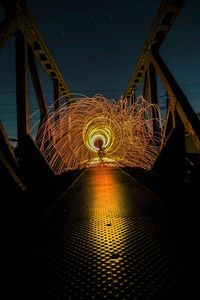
[33,95,165,174]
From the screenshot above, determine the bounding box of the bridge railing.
[1,0,200,190]
[123,0,200,178]
[0,0,72,190]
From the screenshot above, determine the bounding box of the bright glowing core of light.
[83,117,114,153]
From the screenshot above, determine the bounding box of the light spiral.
[83,116,121,154]
[33,94,165,174]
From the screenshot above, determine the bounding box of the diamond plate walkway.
[28,167,192,299]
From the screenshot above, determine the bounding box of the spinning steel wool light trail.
[33,95,165,174]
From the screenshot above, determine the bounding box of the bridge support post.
[152,112,185,179]
[27,45,53,151]
[148,63,159,136]
[129,89,135,106]
[151,49,200,152]
[15,29,55,180]
[142,70,149,100]
[15,29,30,144]
[54,79,60,122]
[28,45,48,121]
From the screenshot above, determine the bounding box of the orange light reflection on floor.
[88,166,128,277]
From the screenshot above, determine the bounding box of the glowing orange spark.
[32,95,165,174]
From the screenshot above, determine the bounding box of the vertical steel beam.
[133,89,136,104]
[0,121,18,173]
[151,49,200,152]
[28,45,48,118]
[153,111,185,179]
[54,78,60,124]
[148,63,158,105]
[148,62,159,136]
[0,19,18,48]
[15,29,30,145]
[129,89,136,106]
[28,45,50,148]
[142,70,149,100]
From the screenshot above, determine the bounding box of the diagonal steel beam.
[0,0,72,100]
[151,49,200,152]
[16,1,72,100]
[123,0,185,99]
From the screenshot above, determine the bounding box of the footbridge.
[0,0,199,299]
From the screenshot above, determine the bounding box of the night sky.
[0,0,199,139]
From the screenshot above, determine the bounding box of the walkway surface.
[29,167,191,299]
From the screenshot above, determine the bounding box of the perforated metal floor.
[30,167,190,299]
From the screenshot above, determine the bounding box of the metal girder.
[152,112,185,179]
[0,121,19,174]
[150,49,200,152]
[54,79,61,124]
[142,70,149,100]
[15,29,30,142]
[16,1,72,100]
[148,63,159,135]
[0,0,72,178]
[123,0,185,99]
[28,45,48,118]
[0,149,26,192]
[0,0,72,100]
[0,18,17,47]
